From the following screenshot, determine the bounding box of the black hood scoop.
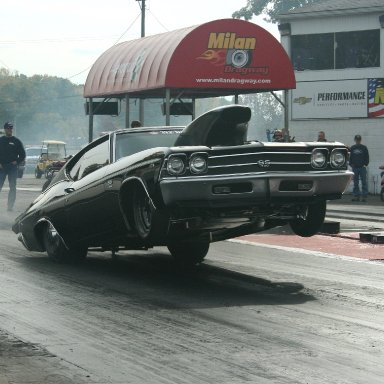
[175,105,251,147]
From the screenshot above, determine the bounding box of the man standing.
[0,122,26,211]
[349,134,369,202]
[317,131,327,142]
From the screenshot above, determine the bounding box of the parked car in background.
[34,140,67,179]
[25,146,43,174]
[12,105,352,266]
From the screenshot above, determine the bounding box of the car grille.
[206,147,313,176]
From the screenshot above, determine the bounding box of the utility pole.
[136,0,145,123]
[136,0,145,38]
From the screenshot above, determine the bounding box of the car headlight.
[311,149,328,169]
[166,155,186,176]
[189,154,208,174]
[330,149,346,168]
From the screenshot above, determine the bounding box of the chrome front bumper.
[160,171,353,206]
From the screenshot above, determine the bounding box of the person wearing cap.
[349,134,369,202]
[0,122,26,211]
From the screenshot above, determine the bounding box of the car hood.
[175,104,251,147]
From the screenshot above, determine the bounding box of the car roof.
[114,126,184,135]
[41,140,66,145]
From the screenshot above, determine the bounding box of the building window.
[335,30,380,68]
[291,29,380,71]
[291,33,333,70]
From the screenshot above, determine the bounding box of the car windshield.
[115,129,182,160]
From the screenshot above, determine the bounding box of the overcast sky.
[1,0,279,84]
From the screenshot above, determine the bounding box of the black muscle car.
[12,105,352,265]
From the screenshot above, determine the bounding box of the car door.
[64,137,113,245]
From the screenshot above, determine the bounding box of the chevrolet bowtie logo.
[293,97,312,105]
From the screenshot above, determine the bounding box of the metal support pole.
[88,97,94,143]
[165,89,171,126]
[192,98,196,120]
[139,99,144,125]
[271,91,290,142]
[138,0,145,123]
[283,90,290,141]
[125,94,130,128]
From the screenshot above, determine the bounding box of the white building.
[277,0,384,194]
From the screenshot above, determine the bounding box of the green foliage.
[232,0,321,23]
[0,68,87,149]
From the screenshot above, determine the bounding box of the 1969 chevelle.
[12,105,352,266]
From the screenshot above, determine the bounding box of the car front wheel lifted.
[167,241,210,267]
[289,201,326,237]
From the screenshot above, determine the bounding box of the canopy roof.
[278,0,384,19]
[84,19,295,99]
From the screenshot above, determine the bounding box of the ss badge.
[257,160,271,168]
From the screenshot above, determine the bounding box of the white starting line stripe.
[2,187,42,192]
[229,238,384,266]
[17,187,41,192]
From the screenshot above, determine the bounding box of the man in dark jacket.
[0,122,26,211]
[349,134,369,202]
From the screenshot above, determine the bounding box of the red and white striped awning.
[84,18,295,99]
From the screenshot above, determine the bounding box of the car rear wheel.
[167,241,210,266]
[132,187,154,240]
[289,201,326,237]
[43,222,87,263]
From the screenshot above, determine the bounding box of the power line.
[0,36,121,44]
[66,12,141,82]
[147,9,169,32]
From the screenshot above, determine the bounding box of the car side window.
[69,138,110,181]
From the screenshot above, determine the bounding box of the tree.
[232,0,322,23]
[0,69,87,147]
[240,92,283,141]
